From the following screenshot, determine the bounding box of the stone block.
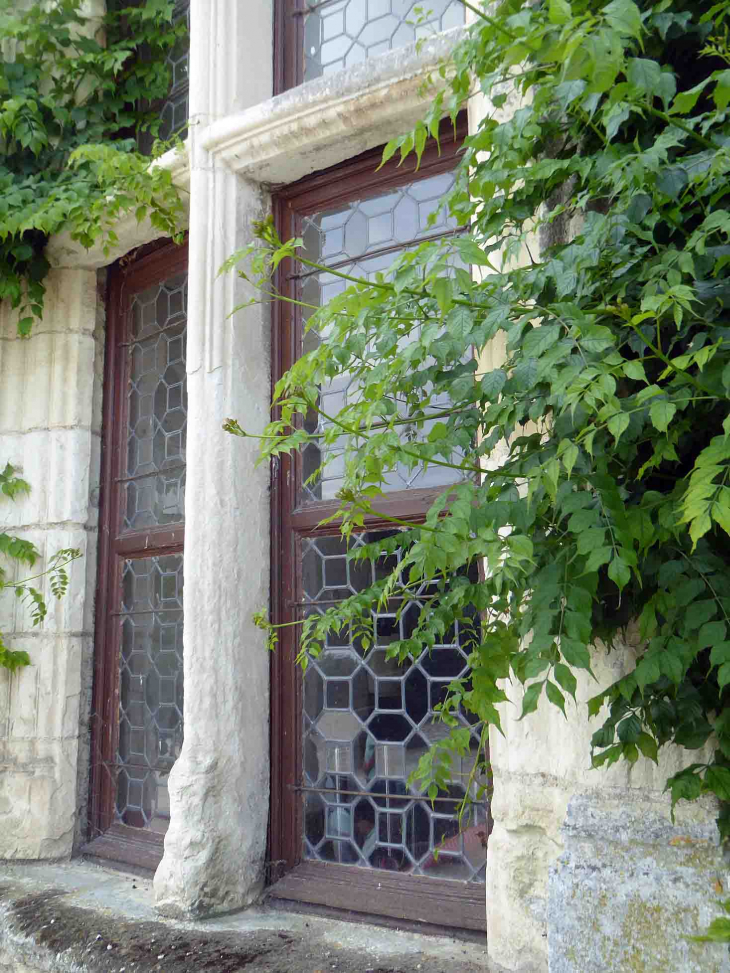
[548,793,730,972]
[0,737,80,859]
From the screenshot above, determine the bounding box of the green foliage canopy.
[0,0,185,332]
[228,0,730,831]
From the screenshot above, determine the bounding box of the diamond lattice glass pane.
[297,171,466,502]
[301,531,486,881]
[302,0,465,82]
[116,555,184,833]
[123,271,187,530]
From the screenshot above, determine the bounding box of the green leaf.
[698,620,726,649]
[554,662,577,700]
[455,237,492,267]
[623,360,647,382]
[559,440,579,479]
[627,58,662,97]
[608,554,631,591]
[713,70,730,112]
[548,0,571,24]
[636,732,658,763]
[433,277,453,314]
[607,411,630,445]
[704,766,730,802]
[481,369,507,399]
[666,768,703,808]
[617,713,642,744]
[684,599,716,631]
[545,679,566,716]
[691,917,730,943]
[519,681,544,719]
[656,167,689,199]
[603,0,642,37]
[584,546,613,572]
[561,638,592,670]
[523,325,561,358]
[649,400,677,432]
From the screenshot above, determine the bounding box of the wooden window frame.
[273,0,299,95]
[267,118,486,931]
[85,239,188,871]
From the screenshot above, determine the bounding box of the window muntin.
[89,243,187,867]
[301,531,486,882]
[295,0,464,84]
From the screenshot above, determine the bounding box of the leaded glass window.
[88,242,187,868]
[269,121,488,930]
[282,0,465,88]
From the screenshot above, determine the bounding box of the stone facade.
[0,269,102,860]
[1,3,730,971]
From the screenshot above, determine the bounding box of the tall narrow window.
[277,0,464,92]
[87,242,187,869]
[269,122,489,931]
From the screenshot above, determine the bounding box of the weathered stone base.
[0,862,493,973]
[548,793,730,972]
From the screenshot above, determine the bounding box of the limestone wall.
[487,639,730,972]
[0,269,102,859]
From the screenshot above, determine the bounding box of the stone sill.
[0,860,494,973]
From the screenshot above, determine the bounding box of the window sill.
[0,860,490,972]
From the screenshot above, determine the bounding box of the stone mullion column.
[153,0,273,919]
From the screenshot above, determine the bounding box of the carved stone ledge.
[200,28,466,186]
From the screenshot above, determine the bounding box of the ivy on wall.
[0,0,185,331]
[227,0,730,842]
[0,0,186,670]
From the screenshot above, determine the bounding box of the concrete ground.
[0,862,495,973]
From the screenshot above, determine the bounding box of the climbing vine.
[0,463,79,672]
[0,0,186,331]
[0,0,185,670]
[226,0,730,842]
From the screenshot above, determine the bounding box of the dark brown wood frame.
[85,239,188,871]
[267,118,486,931]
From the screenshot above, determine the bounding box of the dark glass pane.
[116,555,184,833]
[138,0,190,153]
[301,532,487,881]
[301,0,465,82]
[123,272,188,529]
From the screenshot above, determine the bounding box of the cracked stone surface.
[0,862,493,973]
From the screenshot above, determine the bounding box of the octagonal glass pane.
[123,271,188,532]
[116,554,184,833]
[300,530,486,881]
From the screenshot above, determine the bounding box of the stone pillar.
[0,268,102,858]
[153,0,273,918]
